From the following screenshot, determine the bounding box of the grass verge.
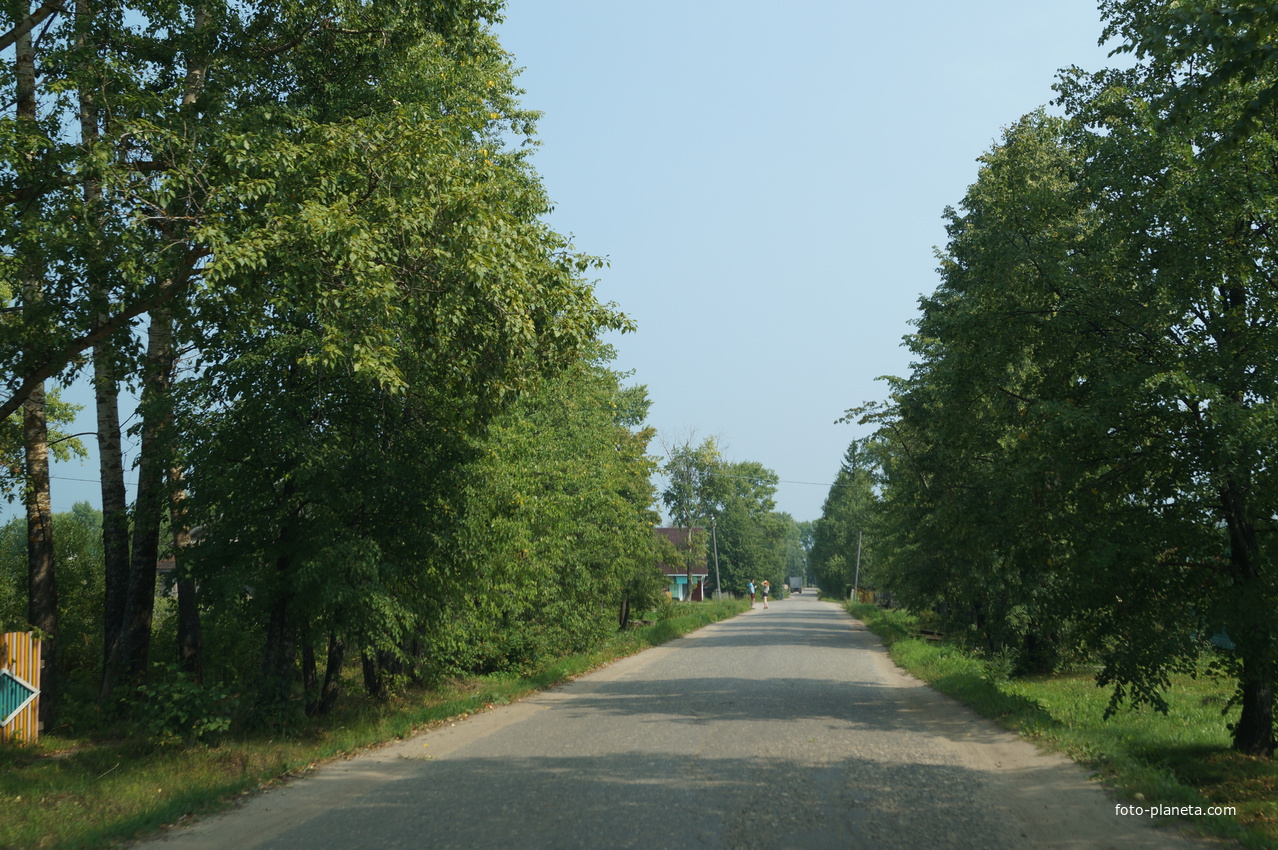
[0,598,747,850]
[846,601,1277,849]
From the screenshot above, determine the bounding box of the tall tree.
[1059,60,1278,753]
[860,111,1091,669]
[863,54,1278,751]
[709,461,784,594]
[660,436,725,593]
[11,0,61,726]
[1,0,641,726]
[173,15,629,707]
[442,347,662,667]
[810,439,878,599]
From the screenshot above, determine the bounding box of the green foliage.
[128,3,638,713]
[0,504,105,676]
[644,598,747,644]
[849,113,1090,675]
[856,23,1278,749]
[135,664,236,745]
[435,347,662,671]
[660,436,723,580]
[660,437,725,528]
[711,474,790,594]
[0,0,722,752]
[809,439,877,598]
[0,0,562,421]
[0,392,85,501]
[660,437,795,594]
[1102,0,1278,152]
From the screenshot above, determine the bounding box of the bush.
[135,664,237,745]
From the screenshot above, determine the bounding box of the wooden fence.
[0,632,41,745]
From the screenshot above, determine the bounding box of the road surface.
[144,596,1218,849]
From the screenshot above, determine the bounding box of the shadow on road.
[161,600,1198,850]
[547,602,1058,749]
[547,675,1052,748]
[254,750,1039,850]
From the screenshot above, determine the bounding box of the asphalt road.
[144,596,1218,849]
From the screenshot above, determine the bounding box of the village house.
[654,527,709,601]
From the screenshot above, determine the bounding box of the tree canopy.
[0,0,660,726]
[660,436,794,596]
[852,2,1278,754]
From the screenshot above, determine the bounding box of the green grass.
[0,598,748,850]
[847,601,1278,848]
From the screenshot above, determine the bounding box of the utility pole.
[851,530,863,602]
[711,515,721,600]
[682,454,693,601]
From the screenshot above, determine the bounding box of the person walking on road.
[762,580,770,609]
[747,580,756,607]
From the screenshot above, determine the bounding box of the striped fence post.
[0,632,41,745]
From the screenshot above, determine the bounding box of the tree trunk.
[77,0,132,682]
[361,650,386,700]
[1222,477,1274,755]
[258,490,299,710]
[302,639,318,715]
[102,305,174,700]
[95,353,129,675]
[1211,273,1274,756]
[24,384,56,730]
[176,571,202,680]
[406,634,425,686]
[171,469,201,681]
[1235,652,1275,756]
[17,11,57,730]
[618,593,631,630]
[306,633,344,716]
[684,526,693,602]
[318,634,344,716]
[255,368,306,712]
[100,0,210,702]
[258,571,296,709]
[172,536,199,685]
[374,648,401,697]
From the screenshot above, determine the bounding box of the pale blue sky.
[495,1,1126,521]
[22,1,1127,524]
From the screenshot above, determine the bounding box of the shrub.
[135,664,237,745]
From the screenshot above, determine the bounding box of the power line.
[49,475,134,486]
[703,470,858,488]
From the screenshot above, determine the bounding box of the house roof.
[654,527,708,578]
[654,526,704,548]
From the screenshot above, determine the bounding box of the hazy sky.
[494,1,1127,521]
[20,1,1129,524]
